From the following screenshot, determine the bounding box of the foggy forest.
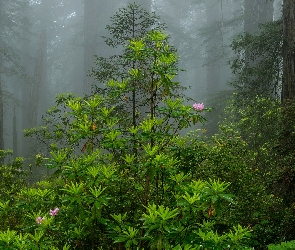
[1,0,295,249]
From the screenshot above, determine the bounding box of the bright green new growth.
[0,4,257,250]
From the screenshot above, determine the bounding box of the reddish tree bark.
[281,0,295,104]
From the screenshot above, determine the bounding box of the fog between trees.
[0,0,283,158]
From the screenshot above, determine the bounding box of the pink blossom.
[49,207,59,216]
[193,103,204,111]
[36,216,45,225]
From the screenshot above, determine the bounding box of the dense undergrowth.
[1,4,295,249]
[1,94,294,249]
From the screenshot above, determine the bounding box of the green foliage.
[0,23,253,249]
[91,3,166,85]
[222,94,281,152]
[209,92,295,246]
[268,240,295,250]
[0,150,27,200]
[230,20,282,100]
[4,4,288,250]
[90,3,190,137]
[225,20,295,244]
[0,91,252,249]
[170,120,290,248]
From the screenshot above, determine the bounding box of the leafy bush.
[0,27,253,249]
[268,240,295,250]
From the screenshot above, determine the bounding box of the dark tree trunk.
[277,0,295,206]
[0,80,4,152]
[21,0,33,157]
[28,30,47,129]
[22,29,47,160]
[13,104,17,155]
[0,1,4,157]
[281,0,295,103]
[280,0,295,151]
[22,0,48,158]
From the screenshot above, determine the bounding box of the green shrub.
[268,240,295,250]
[0,28,253,249]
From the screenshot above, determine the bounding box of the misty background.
[1,0,282,159]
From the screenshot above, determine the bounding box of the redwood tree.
[278,0,295,207]
[281,0,295,103]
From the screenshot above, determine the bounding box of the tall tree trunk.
[280,0,295,146]
[23,29,47,160]
[22,77,31,157]
[22,0,48,158]
[0,1,4,157]
[243,0,273,96]
[13,104,17,155]
[278,0,295,205]
[21,0,33,157]
[167,0,187,88]
[29,30,47,129]
[204,0,222,96]
[0,80,4,152]
[0,1,5,157]
[281,0,295,103]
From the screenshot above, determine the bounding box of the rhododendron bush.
[0,25,254,249]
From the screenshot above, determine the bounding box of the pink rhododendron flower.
[36,216,45,225]
[193,103,204,111]
[49,207,59,216]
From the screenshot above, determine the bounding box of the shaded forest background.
[0,0,282,159]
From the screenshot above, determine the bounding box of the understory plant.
[224,17,295,245]
[218,94,295,246]
[0,99,252,248]
[0,21,252,249]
